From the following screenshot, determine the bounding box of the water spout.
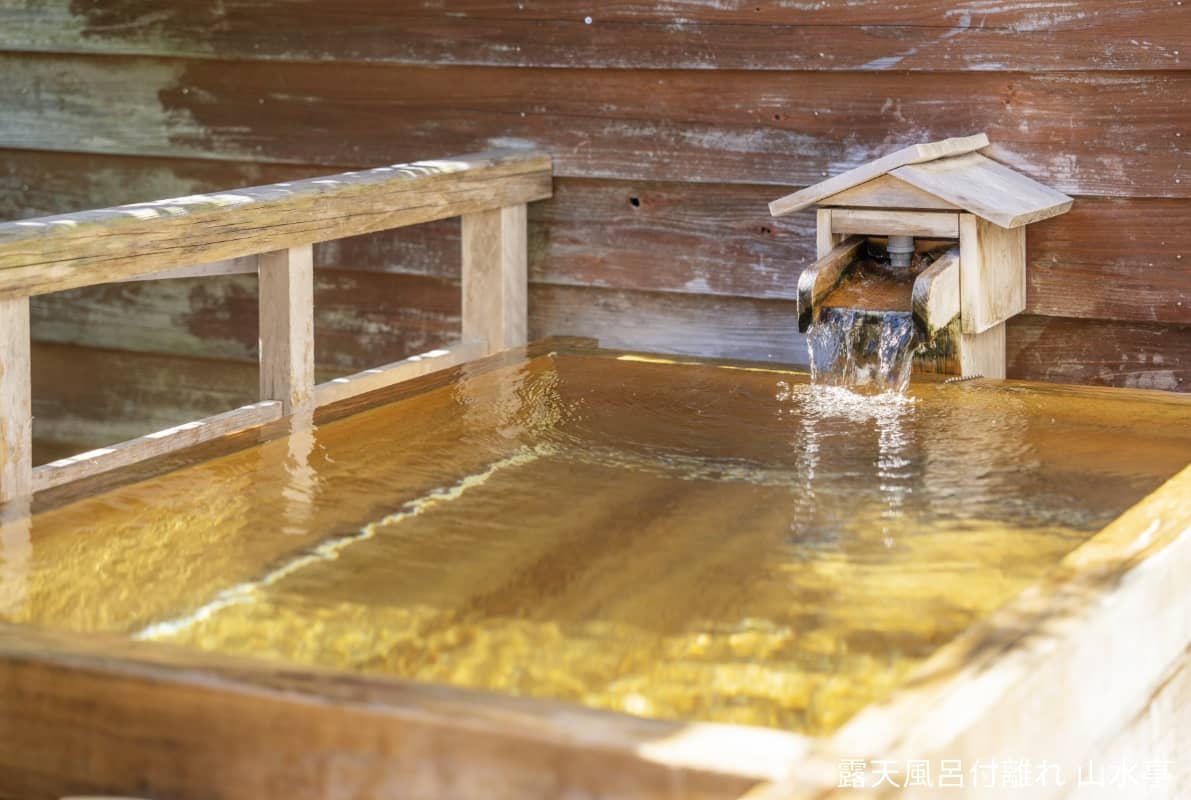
[807,308,919,394]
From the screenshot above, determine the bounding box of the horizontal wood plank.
[0,625,766,800]
[0,1,1185,71]
[5,152,1185,326]
[121,255,260,282]
[530,285,807,365]
[1026,199,1191,326]
[0,148,550,298]
[0,56,1187,196]
[33,401,283,492]
[830,209,960,238]
[31,342,260,459]
[3,151,1188,396]
[27,308,1189,467]
[1006,314,1190,392]
[313,340,486,408]
[29,270,461,372]
[533,287,1190,392]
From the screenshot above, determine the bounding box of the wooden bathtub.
[0,153,1187,800]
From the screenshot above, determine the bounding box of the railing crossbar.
[0,149,551,502]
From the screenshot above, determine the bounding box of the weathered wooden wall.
[0,1,1188,454]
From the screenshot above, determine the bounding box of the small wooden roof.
[769,134,1073,228]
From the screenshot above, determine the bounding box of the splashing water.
[808,307,920,393]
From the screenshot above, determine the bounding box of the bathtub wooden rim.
[0,348,1189,798]
[747,460,1191,799]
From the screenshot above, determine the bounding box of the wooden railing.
[0,149,552,502]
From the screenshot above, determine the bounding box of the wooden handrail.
[0,149,550,299]
[0,149,552,502]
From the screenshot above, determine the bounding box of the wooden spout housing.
[771,134,1073,378]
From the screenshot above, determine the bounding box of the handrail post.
[461,204,528,354]
[0,297,31,504]
[259,246,315,415]
[0,151,551,495]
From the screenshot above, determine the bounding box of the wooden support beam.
[959,321,1007,379]
[462,205,528,353]
[33,402,283,494]
[0,150,552,299]
[259,245,315,414]
[959,213,1027,335]
[0,298,31,504]
[313,340,487,408]
[830,209,960,238]
[814,208,836,259]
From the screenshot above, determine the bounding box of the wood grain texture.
[0,626,768,800]
[960,322,1007,379]
[462,205,528,352]
[122,255,259,282]
[911,248,961,335]
[2,152,1187,325]
[531,289,1191,392]
[1006,315,1190,393]
[259,246,315,413]
[1026,198,1191,326]
[1,1,1186,72]
[313,340,486,409]
[831,210,960,239]
[814,210,834,260]
[0,296,31,502]
[33,401,283,493]
[960,214,1027,334]
[768,134,987,217]
[0,148,550,298]
[29,270,461,373]
[530,285,807,365]
[821,175,959,212]
[893,152,1073,228]
[1065,649,1191,800]
[749,462,1191,800]
[0,56,1188,197]
[31,342,260,461]
[796,236,865,332]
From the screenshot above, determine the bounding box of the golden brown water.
[2,345,1189,735]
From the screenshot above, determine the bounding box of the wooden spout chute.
[795,234,865,332]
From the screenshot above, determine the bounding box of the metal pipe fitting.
[887,235,914,269]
